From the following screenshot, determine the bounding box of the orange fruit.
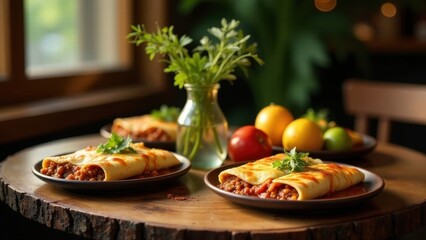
[282,118,324,151]
[255,103,294,146]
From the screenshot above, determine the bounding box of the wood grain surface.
[1,134,425,240]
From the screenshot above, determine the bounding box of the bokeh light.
[353,22,375,42]
[381,2,397,18]
[314,0,336,12]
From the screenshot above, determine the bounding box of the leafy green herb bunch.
[126,18,264,88]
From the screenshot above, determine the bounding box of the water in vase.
[176,123,228,170]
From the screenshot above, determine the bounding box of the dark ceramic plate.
[204,162,384,210]
[100,124,175,151]
[272,133,377,161]
[32,153,190,192]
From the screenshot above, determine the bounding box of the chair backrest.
[343,78,426,143]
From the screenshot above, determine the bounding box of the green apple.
[323,127,352,151]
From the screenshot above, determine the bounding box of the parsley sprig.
[272,147,310,174]
[150,105,181,122]
[97,133,136,154]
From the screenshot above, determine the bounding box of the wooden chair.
[343,79,426,143]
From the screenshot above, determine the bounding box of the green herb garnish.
[272,147,309,174]
[150,105,181,122]
[97,133,136,154]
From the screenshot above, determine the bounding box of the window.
[0,0,170,144]
[25,0,124,76]
[1,0,135,105]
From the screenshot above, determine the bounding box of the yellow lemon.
[282,118,324,151]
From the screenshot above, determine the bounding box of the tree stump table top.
[1,134,425,240]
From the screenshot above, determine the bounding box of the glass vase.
[176,84,228,170]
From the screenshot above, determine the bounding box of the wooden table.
[1,134,425,240]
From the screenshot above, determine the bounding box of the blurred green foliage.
[25,0,78,65]
[176,0,365,115]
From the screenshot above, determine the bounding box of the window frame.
[0,0,173,144]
